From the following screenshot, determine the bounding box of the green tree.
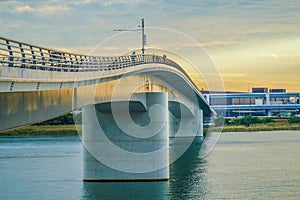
[36,113,74,125]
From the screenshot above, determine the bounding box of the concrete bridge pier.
[82,92,169,181]
[168,101,203,164]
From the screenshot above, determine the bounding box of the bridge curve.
[0,36,217,181]
[0,36,214,131]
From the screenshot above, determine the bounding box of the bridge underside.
[82,92,203,181]
[0,73,206,181]
[0,73,211,132]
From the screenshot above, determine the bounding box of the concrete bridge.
[0,36,214,181]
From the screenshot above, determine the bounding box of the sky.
[1,0,300,92]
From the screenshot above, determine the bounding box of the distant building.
[204,87,300,117]
[252,87,268,93]
[269,88,286,93]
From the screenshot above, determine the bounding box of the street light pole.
[114,18,146,55]
[141,18,145,55]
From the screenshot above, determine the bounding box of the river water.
[0,131,299,199]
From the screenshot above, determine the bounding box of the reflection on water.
[169,137,207,200]
[83,181,170,199]
[82,137,207,200]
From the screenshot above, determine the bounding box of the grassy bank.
[207,122,300,132]
[2,122,300,136]
[0,125,78,136]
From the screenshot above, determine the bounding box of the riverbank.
[0,125,78,136]
[206,122,300,132]
[1,122,300,136]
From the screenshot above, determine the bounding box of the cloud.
[49,0,92,5]
[100,0,144,6]
[16,5,34,13]
[15,4,70,15]
[222,73,245,77]
[48,0,143,6]
[37,5,70,15]
[77,0,92,5]
[269,53,279,58]
[200,40,243,48]
[268,52,300,58]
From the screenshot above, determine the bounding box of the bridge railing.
[0,36,181,73]
[0,36,200,95]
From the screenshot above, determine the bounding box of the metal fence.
[0,36,180,73]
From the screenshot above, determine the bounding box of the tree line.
[36,113,75,125]
[214,116,300,127]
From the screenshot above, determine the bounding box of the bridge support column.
[82,92,169,181]
[169,104,203,137]
[169,101,203,164]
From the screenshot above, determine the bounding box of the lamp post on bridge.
[114,18,147,55]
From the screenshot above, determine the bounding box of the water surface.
[0,131,299,199]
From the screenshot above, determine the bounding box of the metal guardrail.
[0,36,180,73]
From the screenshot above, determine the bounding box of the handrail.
[0,36,196,88]
[0,36,181,73]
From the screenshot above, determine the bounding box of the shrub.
[260,117,273,124]
[233,116,260,127]
[288,116,300,124]
[239,116,255,126]
[214,116,274,127]
[213,116,225,126]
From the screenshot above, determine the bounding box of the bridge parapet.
[0,36,179,73]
